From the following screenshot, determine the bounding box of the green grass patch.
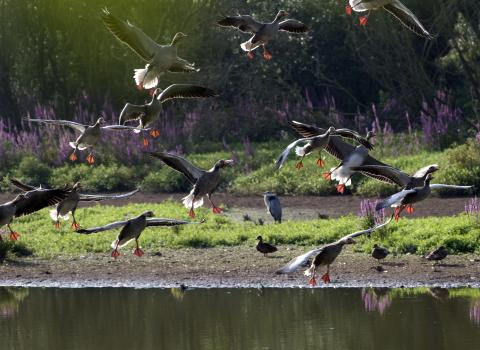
[2,201,479,259]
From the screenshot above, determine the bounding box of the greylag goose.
[26,117,140,164]
[77,211,194,258]
[277,217,393,284]
[375,174,472,221]
[147,152,233,218]
[351,164,439,189]
[10,179,138,230]
[0,184,71,241]
[217,10,308,60]
[276,125,374,170]
[263,192,282,223]
[425,246,448,265]
[346,0,434,39]
[101,8,198,90]
[119,84,217,145]
[371,244,389,269]
[256,236,277,256]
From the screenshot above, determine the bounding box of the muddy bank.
[1,246,479,288]
[0,192,472,221]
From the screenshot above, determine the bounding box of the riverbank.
[1,247,479,288]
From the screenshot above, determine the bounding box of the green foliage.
[13,156,52,185]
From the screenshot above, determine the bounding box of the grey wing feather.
[350,165,410,187]
[76,220,129,234]
[383,2,434,39]
[26,118,86,133]
[10,178,36,191]
[275,138,309,169]
[268,198,282,222]
[79,189,139,202]
[332,128,374,150]
[101,8,157,61]
[158,84,217,103]
[375,190,416,210]
[147,152,205,184]
[119,103,145,125]
[289,120,326,138]
[13,188,71,217]
[276,247,324,274]
[342,216,393,240]
[102,125,145,131]
[146,218,192,227]
[278,19,309,33]
[429,184,473,190]
[217,15,263,33]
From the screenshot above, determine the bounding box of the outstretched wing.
[275,138,310,169]
[146,218,193,227]
[10,178,36,191]
[342,216,393,240]
[279,19,309,33]
[289,120,326,138]
[429,184,473,190]
[119,103,145,125]
[375,189,416,210]
[13,188,71,217]
[76,220,129,234]
[101,8,157,61]
[332,128,374,150]
[79,189,139,202]
[26,118,86,133]
[146,152,205,184]
[350,165,410,187]
[158,84,217,103]
[102,125,146,131]
[217,15,263,33]
[276,247,324,274]
[383,1,434,39]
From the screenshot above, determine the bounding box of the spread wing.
[26,118,86,133]
[158,84,217,103]
[350,165,410,187]
[101,8,157,61]
[79,189,139,202]
[429,184,473,190]
[119,103,145,125]
[146,152,205,184]
[279,19,309,33]
[76,220,129,234]
[332,128,374,150]
[375,189,416,210]
[9,178,36,191]
[102,125,146,131]
[217,15,263,34]
[168,62,200,73]
[289,120,326,138]
[383,1,434,39]
[275,138,310,169]
[13,188,71,217]
[146,218,193,227]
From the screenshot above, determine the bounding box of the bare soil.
[1,246,479,288]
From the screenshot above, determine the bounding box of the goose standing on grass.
[425,246,448,266]
[26,117,141,164]
[147,152,234,218]
[119,84,217,146]
[0,184,71,241]
[263,192,282,223]
[101,8,198,90]
[256,236,278,257]
[217,10,308,60]
[77,211,194,258]
[345,0,434,39]
[351,164,439,189]
[375,174,472,221]
[9,179,139,230]
[277,217,392,284]
[276,125,374,170]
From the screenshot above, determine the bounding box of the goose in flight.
[26,117,140,164]
[277,217,392,284]
[375,174,472,221]
[119,84,217,145]
[217,10,308,60]
[77,211,194,258]
[346,0,434,39]
[101,8,198,90]
[0,182,71,241]
[9,179,139,230]
[147,152,233,218]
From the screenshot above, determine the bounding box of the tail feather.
[240,39,260,52]
[134,64,159,89]
[182,191,204,209]
[304,265,314,277]
[49,209,70,221]
[111,237,134,249]
[295,146,306,157]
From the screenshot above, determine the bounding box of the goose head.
[366,130,376,141]
[214,159,234,170]
[426,164,439,174]
[72,182,82,190]
[256,235,263,241]
[142,210,155,218]
[171,32,187,45]
[95,117,106,125]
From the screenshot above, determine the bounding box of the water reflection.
[0,287,478,350]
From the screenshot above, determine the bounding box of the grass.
[1,201,479,259]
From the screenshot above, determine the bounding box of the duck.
[26,117,141,164]
[256,236,278,256]
[146,152,233,218]
[119,84,217,145]
[345,0,434,39]
[217,10,308,60]
[77,211,194,258]
[289,120,381,193]
[9,179,139,230]
[101,8,198,90]
[276,125,374,170]
[375,174,472,221]
[277,217,393,284]
[263,192,282,223]
[351,164,439,189]
[371,244,389,268]
[425,246,448,265]
[0,184,71,241]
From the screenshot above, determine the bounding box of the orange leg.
[150,130,160,138]
[394,206,405,222]
[263,46,273,60]
[54,221,61,230]
[7,225,19,241]
[308,268,317,286]
[136,83,144,91]
[336,183,346,194]
[247,51,254,60]
[321,273,331,284]
[346,5,353,15]
[188,208,196,219]
[295,161,304,170]
[143,138,149,147]
[86,153,95,165]
[405,204,415,214]
[360,12,370,26]
[133,239,144,257]
[208,195,222,214]
[111,242,120,258]
[69,152,78,162]
[323,172,332,181]
[71,221,80,231]
[316,158,325,168]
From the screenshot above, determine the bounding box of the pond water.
[0,287,478,350]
